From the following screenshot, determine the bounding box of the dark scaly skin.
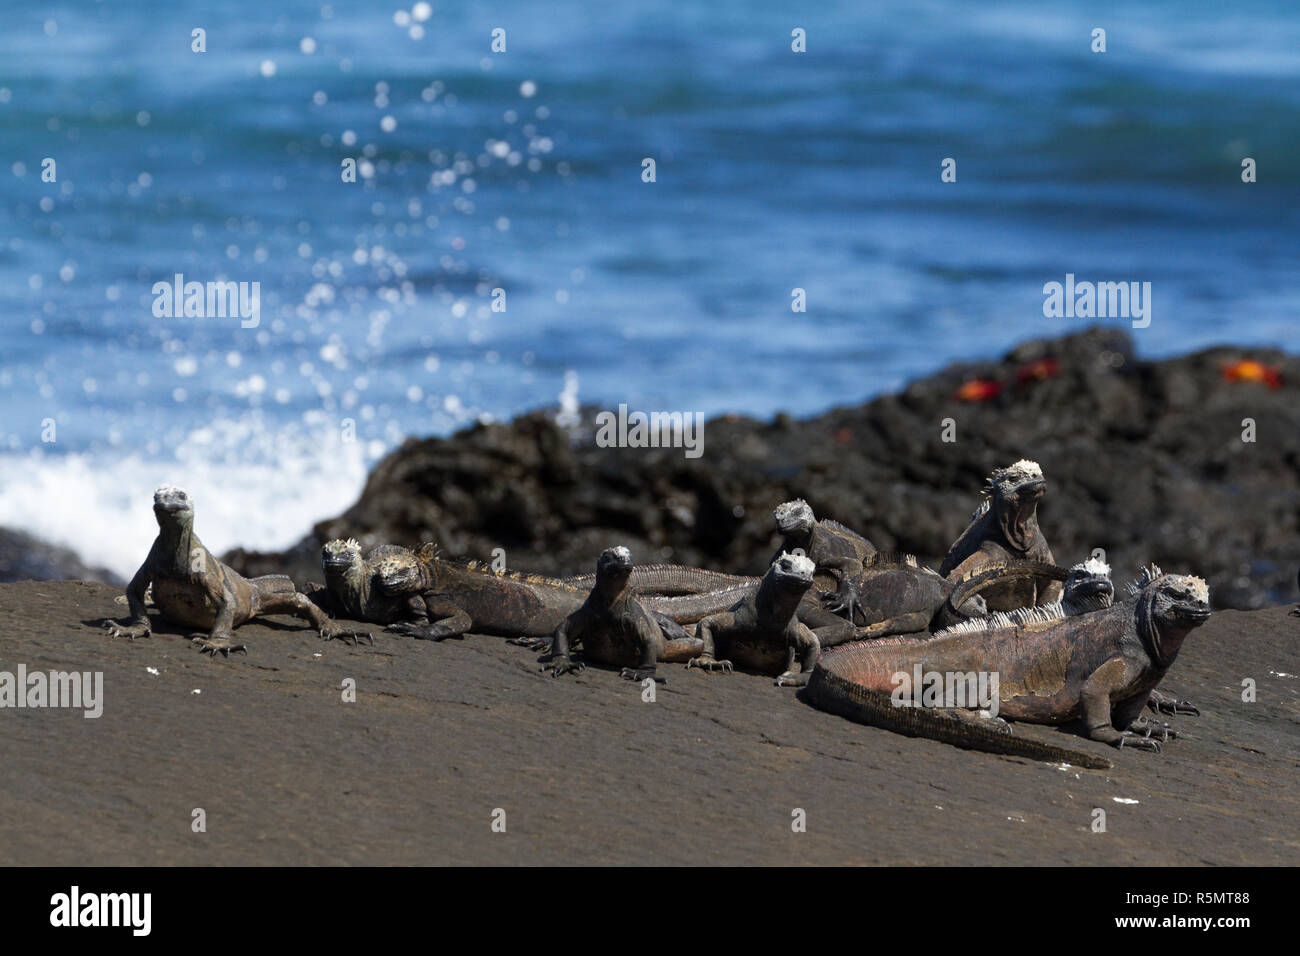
[687,552,825,687]
[317,539,429,626]
[379,547,745,642]
[562,564,755,596]
[932,559,1112,638]
[770,499,875,615]
[804,569,1211,767]
[938,559,1197,717]
[824,555,1071,638]
[939,460,1062,610]
[547,547,703,682]
[101,486,371,658]
[933,560,1078,631]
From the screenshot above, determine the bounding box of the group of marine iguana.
[102,459,1213,769]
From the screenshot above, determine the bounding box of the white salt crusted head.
[775,550,816,578]
[984,459,1044,495]
[322,537,362,555]
[1182,575,1210,604]
[1080,556,1111,577]
[773,498,815,532]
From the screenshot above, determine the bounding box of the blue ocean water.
[1,1,1298,575]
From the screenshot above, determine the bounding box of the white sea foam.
[0,419,373,579]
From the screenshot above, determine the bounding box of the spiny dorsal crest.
[932,602,1070,639]
[868,552,919,568]
[460,557,566,586]
[1126,563,1165,596]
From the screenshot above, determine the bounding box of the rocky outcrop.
[225,326,1300,609]
[0,527,125,586]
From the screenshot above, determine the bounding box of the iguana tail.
[804,651,1112,770]
[642,583,755,623]
[562,564,756,596]
[938,561,1070,627]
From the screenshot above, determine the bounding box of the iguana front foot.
[549,655,585,677]
[775,670,808,687]
[1128,716,1176,741]
[386,622,458,642]
[1114,732,1162,752]
[686,656,733,674]
[620,666,663,683]
[822,582,864,624]
[1147,689,1198,716]
[192,635,248,658]
[321,621,374,645]
[1291,605,1300,617]
[103,620,151,641]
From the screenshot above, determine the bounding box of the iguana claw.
[1115,732,1161,752]
[386,622,458,642]
[1146,690,1198,716]
[510,635,552,652]
[549,655,585,677]
[620,667,663,683]
[192,635,248,658]
[1128,716,1176,740]
[775,671,808,687]
[321,621,374,646]
[822,581,864,625]
[103,620,151,641]
[686,656,733,674]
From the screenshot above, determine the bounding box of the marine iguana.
[547,546,703,682]
[317,538,430,625]
[932,556,1114,637]
[770,498,874,588]
[377,545,746,642]
[686,551,822,686]
[939,459,1062,610]
[935,557,1197,718]
[803,565,1212,768]
[562,564,754,595]
[102,486,372,657]
[824,553,1073,638]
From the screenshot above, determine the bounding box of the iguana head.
[773,499,815,539]
[373,548,428,595]
[594,546,634,594]
[1128,565,1211,667]
[1063,556,1114,610]
[152,484,194,527]
[982,460,1046,552]
[767,550,816,594]
[321,538,363,579]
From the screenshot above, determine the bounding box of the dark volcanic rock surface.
[2,580,1296,865]
[0,527,125,586]
[225,327,1300,610]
